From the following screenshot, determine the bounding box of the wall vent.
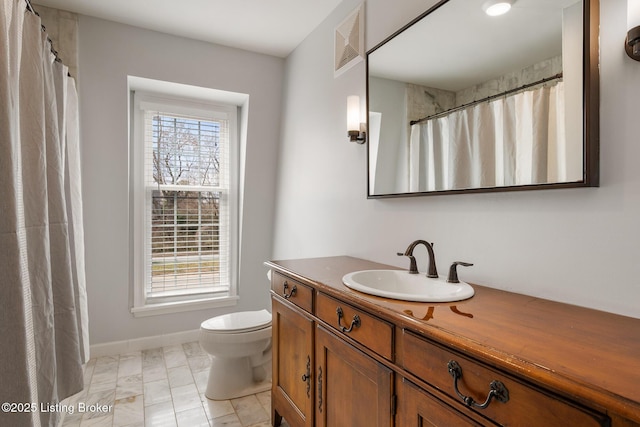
[334,4,364,78]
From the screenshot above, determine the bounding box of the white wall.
[368,76,407,194]
[272,0,640,319]
[78,16,284,344]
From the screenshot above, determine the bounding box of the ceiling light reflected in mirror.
[482,0,514,16]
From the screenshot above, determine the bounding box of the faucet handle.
[397,252,419,274]
[447,261,473,283]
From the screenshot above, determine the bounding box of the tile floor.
[59,342,289,427]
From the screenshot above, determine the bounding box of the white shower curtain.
[409,82,566,192]
[0,1,89,426]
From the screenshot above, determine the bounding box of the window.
[131,91,239,316]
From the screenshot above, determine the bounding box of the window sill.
[131,295,239,318]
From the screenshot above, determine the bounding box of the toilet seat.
[201,309,271,334]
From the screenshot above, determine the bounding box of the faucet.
[397,240,438,278]
[447,261,473,283]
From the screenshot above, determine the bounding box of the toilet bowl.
[199,309,272,400]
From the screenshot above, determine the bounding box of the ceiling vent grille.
[334,4,364,77]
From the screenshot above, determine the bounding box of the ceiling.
[33,0,344,58]
[369,0,581,91]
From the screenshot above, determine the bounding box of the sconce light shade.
[627,0,640,61]
[347,95,366,144]
[347,95,360,132]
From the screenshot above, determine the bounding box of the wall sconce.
[347,95,366,144]
[627,0,640,61]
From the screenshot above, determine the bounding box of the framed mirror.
[366,0,599,198]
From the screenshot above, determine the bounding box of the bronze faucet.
[397,240,438,278]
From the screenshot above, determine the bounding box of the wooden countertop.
[265,256,640,423]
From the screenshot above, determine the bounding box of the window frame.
[130,91,239,317]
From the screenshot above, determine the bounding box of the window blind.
[143,110,230,301]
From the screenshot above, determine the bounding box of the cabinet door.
[315,325,393,427]
[272,297,314,427]
[397,377,495,427]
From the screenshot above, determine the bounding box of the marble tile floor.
[59,342,289,427]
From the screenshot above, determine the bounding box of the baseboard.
[89,329,200,358]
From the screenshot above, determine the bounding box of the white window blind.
[132,92,239,313]
[144,110,230,301]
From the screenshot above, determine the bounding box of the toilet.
[199,309,272,400]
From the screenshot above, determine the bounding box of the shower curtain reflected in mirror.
[408,82,575,192]
[1,1,89,426]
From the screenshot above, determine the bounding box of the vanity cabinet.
[315,325,393,427]
[271,277,314,427]
[268,256,640,427]
[271,273,395,427]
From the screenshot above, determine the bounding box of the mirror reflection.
[367,0,597,197]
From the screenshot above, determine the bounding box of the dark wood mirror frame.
[366,0,599,198]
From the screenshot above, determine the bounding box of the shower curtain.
[409,82,566,192]
[0,1,89,426]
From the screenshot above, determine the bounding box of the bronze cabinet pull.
[282,281,297,299]
[301,355,311,398]
[336,307,361,333]
[447,360,509,409]
[317,366,323,412]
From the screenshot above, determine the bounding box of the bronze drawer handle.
[282,281,297,299]
[336,307,361,333]
[447,360,509,410]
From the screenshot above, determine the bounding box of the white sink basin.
[342,270,474,302]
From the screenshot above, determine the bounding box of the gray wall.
[368,76,407,194]
[78,16,283,344]
[272,0,640,319]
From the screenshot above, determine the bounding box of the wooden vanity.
[267,256,640,426]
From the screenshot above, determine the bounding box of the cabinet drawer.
[272,273,313,313]
[402,330,608,427]
[316,292,393,361]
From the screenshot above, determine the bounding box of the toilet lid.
[201,309,272,333]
